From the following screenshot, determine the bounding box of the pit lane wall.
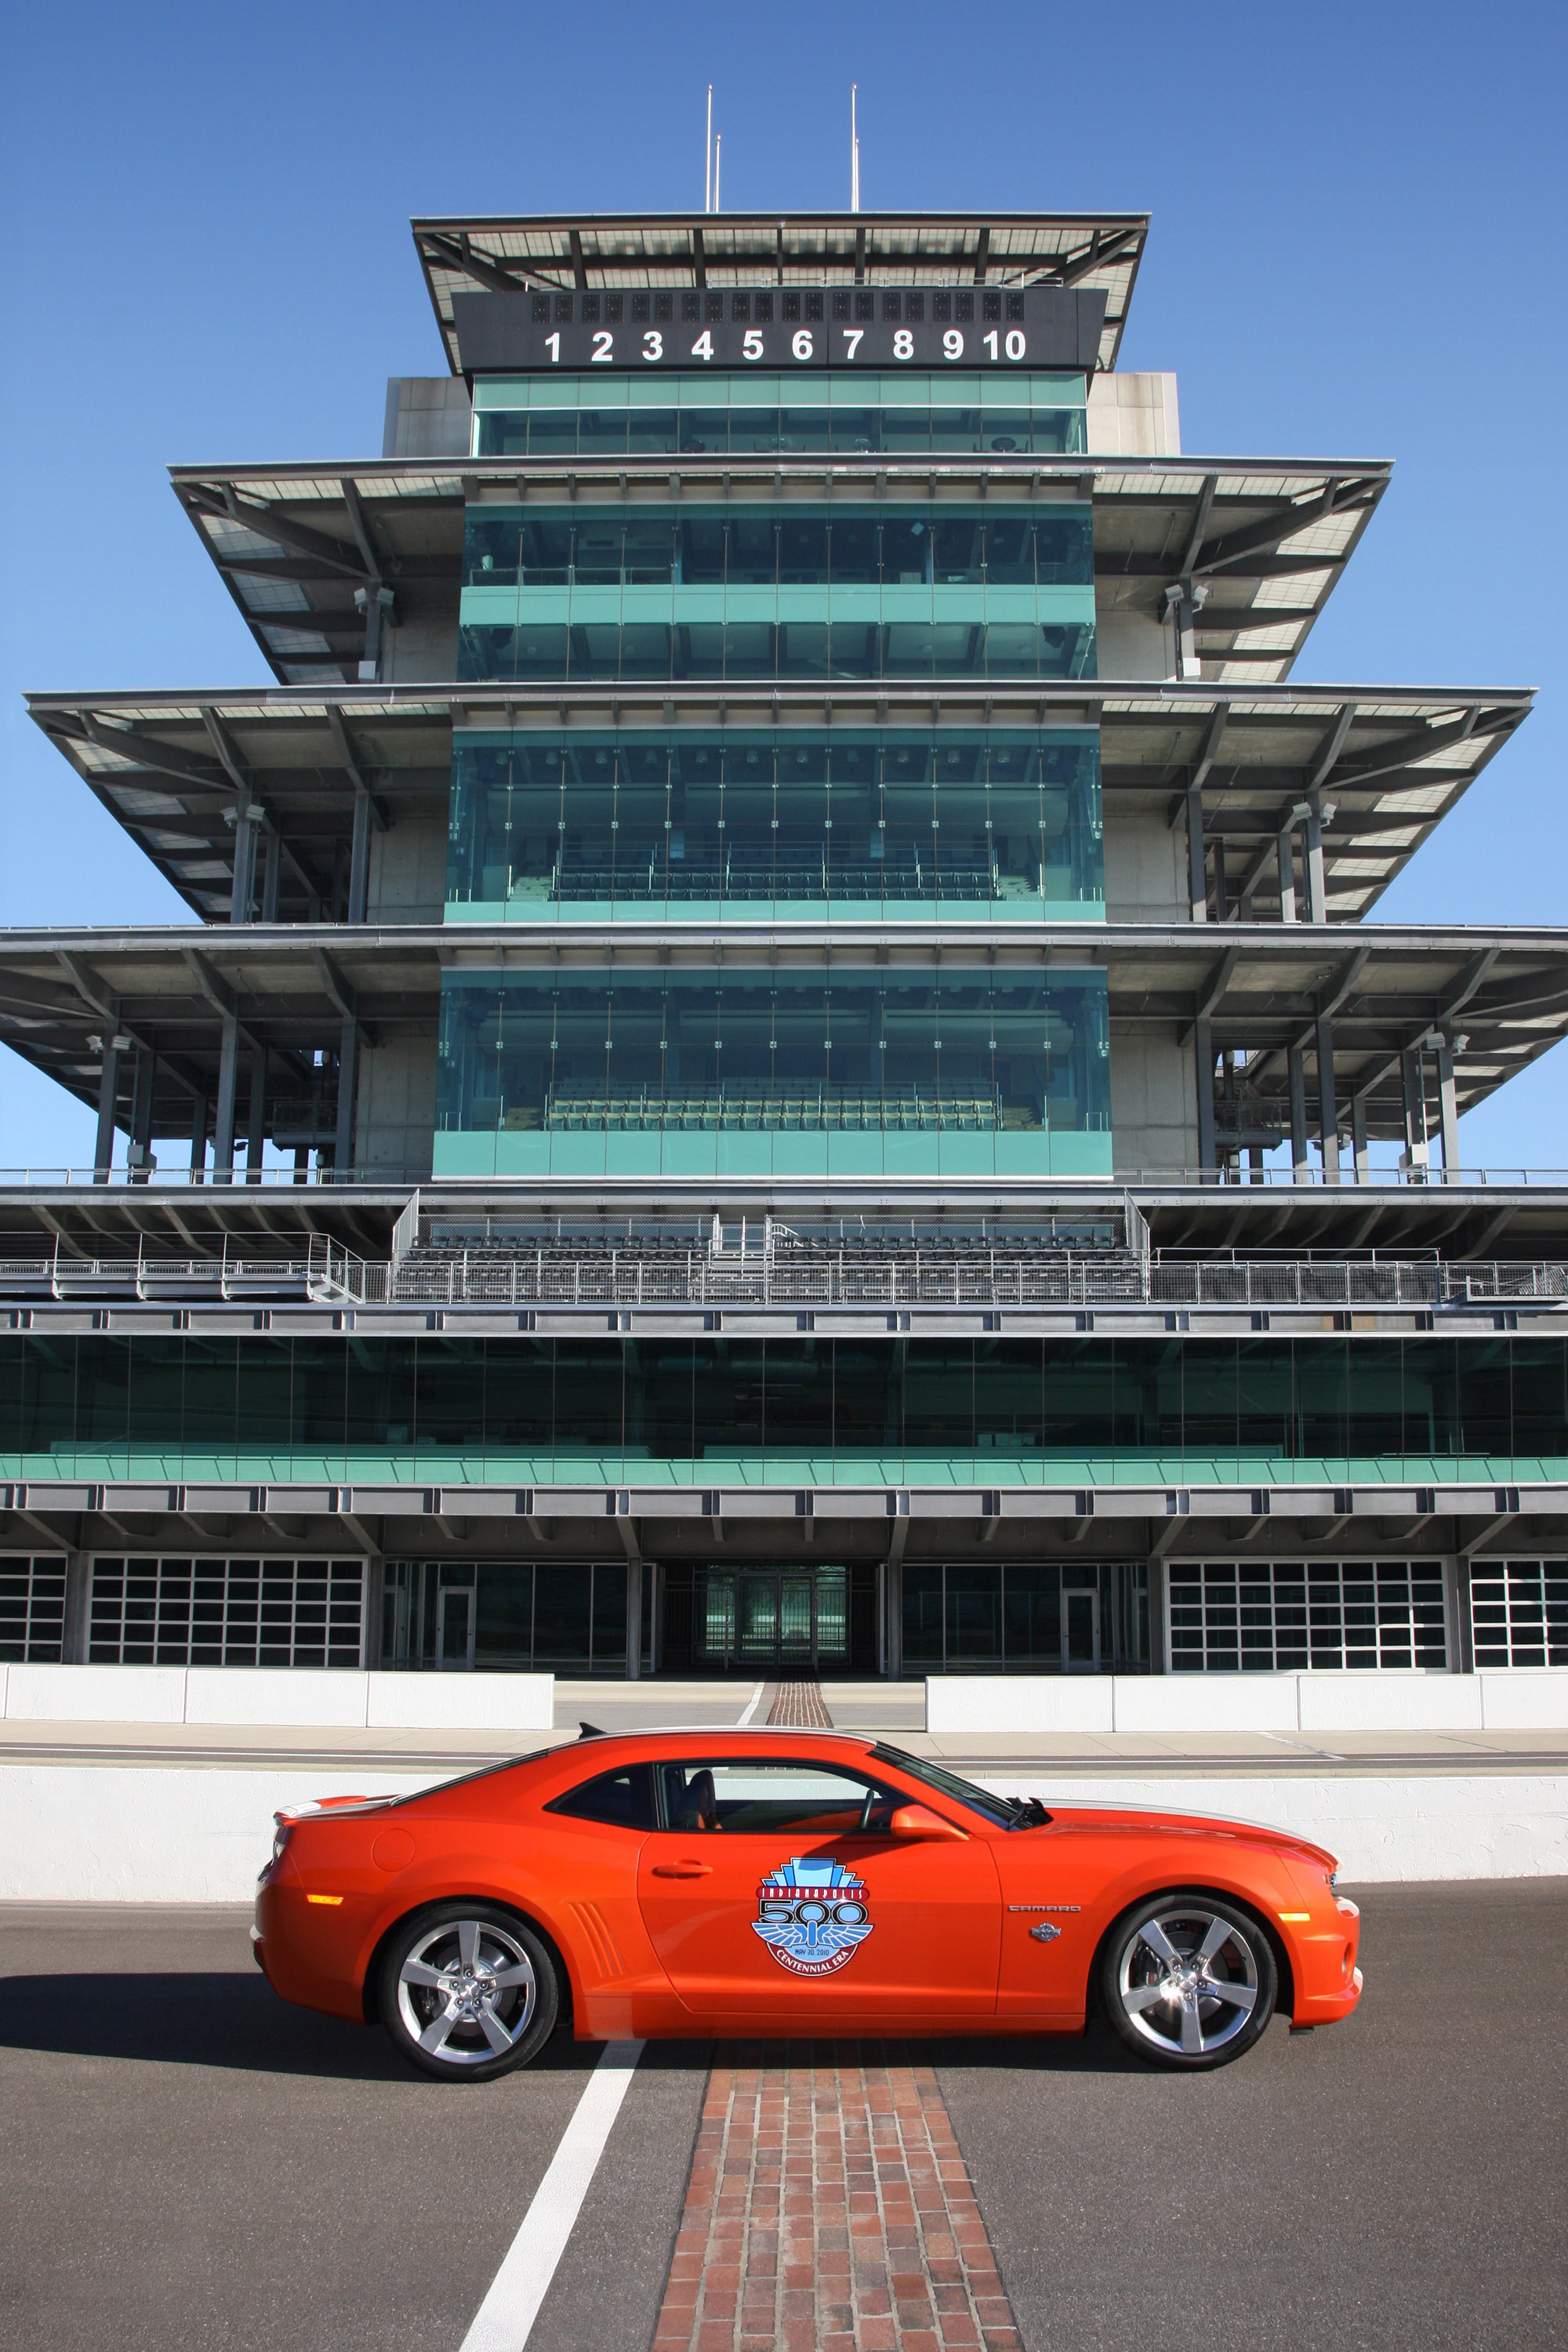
[0,1663,554,1731]
[0,1759,1563,1899]
[926,1670,1568,1735]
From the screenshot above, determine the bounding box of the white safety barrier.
[0,1662,555,1733]
[926,1669,1568,1737]
[0,1759,1562,1899]
[982,1773,1568,1885]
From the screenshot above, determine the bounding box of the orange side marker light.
[306,1893,345,1907]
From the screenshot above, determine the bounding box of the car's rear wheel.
[1102,1892,1276,2071]
[379,1905,559,2082]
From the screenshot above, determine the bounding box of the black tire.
[1100,1890,1276,2071]
[379,1904,560,2082]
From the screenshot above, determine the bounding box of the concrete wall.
[366,808,448,924]
[1104,800,1189,923]
[1086,372,1181,457]
[0,1662,554,1730]
[927,1671,1568,1736]
[981,1771,1568,1885]
[1109,1022,1197,1177]
[382,614,461,684]
[1095,604,1171,681]
[2,1759,1559,1898]
[354,1019,438,1178]
[383,375,473,459]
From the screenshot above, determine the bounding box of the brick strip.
[652,2041,1022,2352]
[767,1680,834,1728]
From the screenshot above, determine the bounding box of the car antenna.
[578,1720,605,1739]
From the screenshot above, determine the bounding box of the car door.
[634,1755,1002,2023]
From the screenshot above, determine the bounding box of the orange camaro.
[252,1728,1362,2078]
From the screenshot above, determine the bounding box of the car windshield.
[869,1743,1031,1830]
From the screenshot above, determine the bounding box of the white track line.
[458,2038,644,2352]
[736,1681,766,1725]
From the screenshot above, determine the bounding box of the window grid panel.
[87,1557,365,1669]
[0,1553,67,1664]
[1470,1560,1568,1668]
[1168,1560,1449,1673]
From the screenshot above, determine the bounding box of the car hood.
[1036,1804,1337,1874]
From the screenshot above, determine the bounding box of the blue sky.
[1,0,1564,1169]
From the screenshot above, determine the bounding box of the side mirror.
[888,1802,966,1842]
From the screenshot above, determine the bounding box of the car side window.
[655,1759,897,1836]
[546,1762,657,1831]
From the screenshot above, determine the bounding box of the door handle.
[652,1861,713,1878]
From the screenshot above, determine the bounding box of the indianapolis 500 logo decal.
[752,1857,873,1976]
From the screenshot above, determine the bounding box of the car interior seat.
[677,1767,719,1831]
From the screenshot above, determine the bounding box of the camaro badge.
[753,1857,873,1977]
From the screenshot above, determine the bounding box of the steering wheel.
[858,1784,881,1833]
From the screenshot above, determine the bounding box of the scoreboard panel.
[452,284,1105,376]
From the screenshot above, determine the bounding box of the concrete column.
[62,1550,93,1663]
[334,1013,359,1175]
[1315,1009,1340,1185]
[213,1011,241,1179]
[188,1094,209,1181]
[347,786,372,924]
[625,1559,643,1679]
[128,1047,155,1183]
[1436,1039,1461,1181]
[1185,779,1207,922]
[260,825,281,923]
[1146,1557,1169,1673]
[229,792,256,924]
[245,1050,267,1185]
[1402,1045,1428,1171]
[1276,822,1298,922]
[361,1558,386,1670]
[1303,793,1327,923]
[1351,1094,1370,1185]
[885,1558,904,1679]
[1288,1045,1310,1178]
[1194,1014,1216,1171]
[93,1042,122,1181]
[1211,837,1228,923]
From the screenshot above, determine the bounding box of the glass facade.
[445,728,1102,927]
[902,1559,1147,1674]
[1468,1559,1568,1668]
[0,1552,66,1663]
[434,965,1111,1178]
[383,1558,636,1675]
[86,1556,365,1668]
[458,502,1095,685]
[5,1334,1565,1486]
[472,371,1088,459]
[1167,1559,1448,1672]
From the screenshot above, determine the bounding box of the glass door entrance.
[696,1566,849,1674]
[1062,1587,1100,1672]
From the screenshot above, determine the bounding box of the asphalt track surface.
[1,1883,1563,2352]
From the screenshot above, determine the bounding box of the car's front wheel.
[1101,1892,1276,2070]
[379,1905,559,2081]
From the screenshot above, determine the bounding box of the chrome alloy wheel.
[395,1918,538,2067]
[1117,1907,1261,2060]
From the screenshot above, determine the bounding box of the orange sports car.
[252,1728,1361,2078]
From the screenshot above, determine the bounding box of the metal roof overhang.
[2,920,1565,1159]
[412,212,1150,376]
[26,679,1530,929]
[168,454,1391,693]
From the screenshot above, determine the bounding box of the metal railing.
[2,1163,1568,1192]
[0,1238,1560,1312]
[0,1233,387,1305]
[386,1248,1567,1313]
